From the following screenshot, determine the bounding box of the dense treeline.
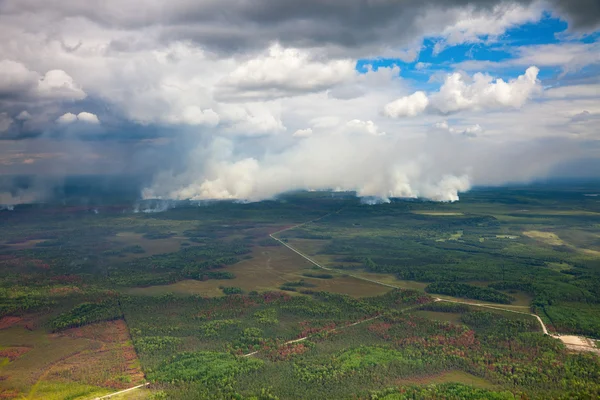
[148,351,263,384]
[49,298,122,331]
[368,383,516,399]
[302,272,333,279]
[425,282,515,304]
[0,286,51,317]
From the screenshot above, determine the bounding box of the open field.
[125,245,390,298]
[0,319,143,399]
[112,232,185,257]
[523,230,566,246]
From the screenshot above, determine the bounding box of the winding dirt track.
[93,383,149,400]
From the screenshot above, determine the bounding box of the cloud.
[433,2,544,53]
[164,106,220,126]
[76,112,100,124]
[2,0,598,56]
[430,66,541,113]
[0,0,598,204]
[383,91,429,118]
[386,67,541,117]
[143,134,474,202]
[0,60,85,101]
[293,128,313,138]
[216,44,355,101]
[0,113,13,133]
[549,0,600,31]
[56,112,78,124]
[434,120,483,137]
[0,60,38,96]
[16,111,31,121]
[56,111,100,124]
[570,110,593,122]
[345,120,386,136]
[462,124,483,137]
[37,70,86,100]
[142,123,591,204]
[544,84,600,99]
[218,103,285,136]
[455,42,600,75]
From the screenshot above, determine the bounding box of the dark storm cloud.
[2,0,599,54]
[550,0,600,30]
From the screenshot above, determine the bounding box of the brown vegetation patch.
[0,257,49,270]
[0,389,20,399]
[46,343,143,389]
[50,275,83,284]
[57,320,130,343]
[0,317,22,330]
[47,320,144,389]
[0,347,31,361]
[48,286,83,296]
[266,342,311,361]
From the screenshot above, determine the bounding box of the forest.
[0,182,599,399]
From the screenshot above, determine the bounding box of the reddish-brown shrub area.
[0,317,22,330]
[0,347,31,361]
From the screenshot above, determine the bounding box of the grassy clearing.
[0,327,94,393]
[112,232,185,258]
[546,262,573,272]
[395,370,496,389]
[523,231,565,246]
[27,381,110,400]
[522,230,600,258]
[107,386,153,399]
[411,310,463,324]
[125,245,390,298]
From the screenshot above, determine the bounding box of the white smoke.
[133,199,179,213]
[143,133,473,203]
[0,190,44,206]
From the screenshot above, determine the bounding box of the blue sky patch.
[356,14,596,89]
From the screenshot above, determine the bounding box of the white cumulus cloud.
[76,112,100,124]
[386,67,541,118]
[345,120,386,136]
[56,112,78,124]
[216,44,356,101]
[37,70,86,100]
[383,91,429,118]
[430,66,541,113]
[56,111,100,124]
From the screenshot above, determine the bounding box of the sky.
[1,0,599,205]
